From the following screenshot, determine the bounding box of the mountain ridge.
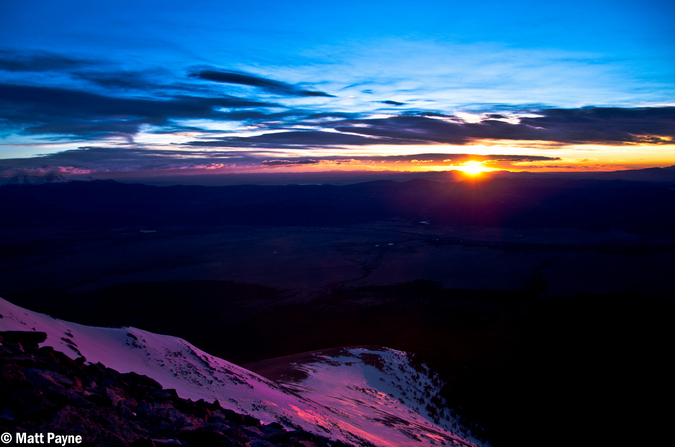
[0,297,483,447]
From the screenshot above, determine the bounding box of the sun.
[455,161,489,176]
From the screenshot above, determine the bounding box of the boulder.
[0,331,47,349]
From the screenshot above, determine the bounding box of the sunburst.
[456,161,489,175]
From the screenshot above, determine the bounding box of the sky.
[1,0,674,180]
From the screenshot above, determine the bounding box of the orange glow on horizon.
[69,141,675,180]
[453,161,491,176]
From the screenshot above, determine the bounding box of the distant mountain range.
[3,165,674,187]
[0,171,70,185]
[1,175,674,236]
[492,165,675,182]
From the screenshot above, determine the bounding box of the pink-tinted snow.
[0,297,484,446]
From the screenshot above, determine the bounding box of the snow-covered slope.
[0,297,483,446]
[247,347,486,446]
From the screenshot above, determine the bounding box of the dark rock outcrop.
[0,331,47,350]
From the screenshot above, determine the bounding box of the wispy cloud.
[189,68,334,97]
[70,68,169,91]
[0,49,94,72]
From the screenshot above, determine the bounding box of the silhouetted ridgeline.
[1,177,675,235]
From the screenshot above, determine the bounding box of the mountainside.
[0,297,482,447]
[246,348,486,443]
[0,331,349,447]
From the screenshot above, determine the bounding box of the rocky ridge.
[0,331,350,447]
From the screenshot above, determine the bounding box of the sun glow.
[455,161,489,175]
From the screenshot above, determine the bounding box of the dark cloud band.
[184,106,675,149]
[0,49,93,72]
[189,69,334,97]
[0,83,274,138]
[0,147,559,176]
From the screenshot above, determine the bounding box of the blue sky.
[1,0,674,176]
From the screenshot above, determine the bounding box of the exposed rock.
[0,331,351,447]
[0,331,47,349]
[243,425,265,438]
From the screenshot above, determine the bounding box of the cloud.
[178,106,675,150]
[344,153,558,163]
[517,107,675,144]
[0,147,237,176]
[0,83,275,139]
[189,68,335,97]
[1,49,672,151]
[261,159,320,166]
[186,130,417,148]
[0,167,91,178]
[0,147,559,176]
[0,49,93,72]
[71,69,167,91]
[327,107,675,147]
